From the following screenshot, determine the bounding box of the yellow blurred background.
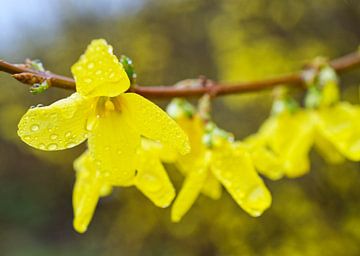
[0,0,360,255]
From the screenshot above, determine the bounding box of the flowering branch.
[1,51,360,98]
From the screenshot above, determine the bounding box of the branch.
[1,51,360,98]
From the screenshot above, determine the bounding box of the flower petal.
[201,172,222,200]
[119,93,190,155]
[18,93,93,151]
[244,134,284,180]
[261,111,314,177]
[211,143,272,217]
[171,160,208,222]
[88,111,140,186]
[71,39,130,97]
[73,151,110,233]
[134,147,175,208]
[314,132,345,164]
[316,102,360,161]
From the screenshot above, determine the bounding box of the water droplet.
[95,70,102,75]
[109,72,115,79]
[87,62,94,69]
[36,104,44,108]
[31,124,40,132]
[50,134,58,140]
[84,78,92,84]
[47,143,58,150]
[66,142,76,148]
[39,143,46,150]
[65,132,72,138]
[24,136,31,141]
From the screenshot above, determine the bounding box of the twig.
[1,51,360,98]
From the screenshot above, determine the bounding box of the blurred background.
[1,0,360,255]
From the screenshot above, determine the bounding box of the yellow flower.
[169,112,271,222]
[17,39,190,187]
[73,139,177,233]
[245,109,315,179]
[313,102,360,162]
[246,86,360,180]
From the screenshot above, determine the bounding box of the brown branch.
[1,50,360,98]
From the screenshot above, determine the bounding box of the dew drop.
[47,143,58,150]
[65,132,72,138]
[84,78,92,84]
[24,135,31,141]
[50,134,58,140]
[87,62,94,69]
[31,124,40,132]
[109,72,115,79]
[39,143,46,150]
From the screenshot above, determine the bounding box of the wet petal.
[211,143,272,217]
[71,39,130,97]
[18,93,93,151]
[118,93,190,155]
[88,111,140,186]
[316,102,360,161]
[134,148,175,208]
[140,138,178,163]
[73,151,110,233]
[171,160,208,222]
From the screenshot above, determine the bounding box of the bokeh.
[1,0,360,255]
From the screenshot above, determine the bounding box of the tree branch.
[1,50,360,98]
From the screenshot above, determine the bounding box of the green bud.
[30,81,50,94]
[120,55,136,85]
[166,98,195,119]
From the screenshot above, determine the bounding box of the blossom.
[17,39,190,188]
[245,109,314,179]
[245,68,360,180]
[73,139,177,233]
[167,101,272,222]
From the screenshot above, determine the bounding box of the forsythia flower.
[17,39,190,232]
[245,109,314,179]
[73,139,177,233]
[18,39,189,185]
[167,100,272,222]
[245,67,360,180]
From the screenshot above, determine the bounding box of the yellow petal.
[71,39,130,97]
[314,131,345,164]
[88,111,140,186]
[316,102,360,161]
[134,148,175,208]
[18,93,93,151]
[201,172,222,200]
[118,93,190,155]
[263,111,314,178]
[73,151,109,233]
[171,159,208,222]
[244,134,284,180]
[140,138,178,163]
[211,143,272,217]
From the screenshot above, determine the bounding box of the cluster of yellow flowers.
[16,40,360,233]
